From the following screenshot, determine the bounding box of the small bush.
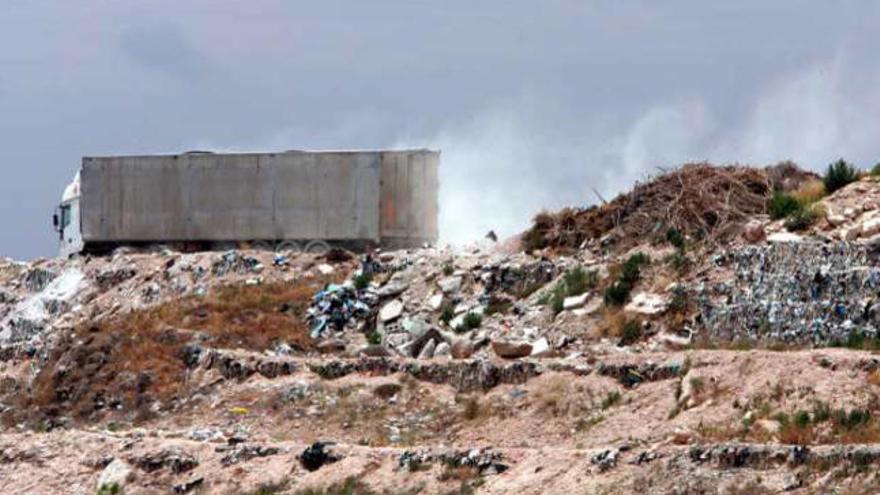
[783,206,818,231]
[603,252,650,306]
[770,192,802,220]
[442,262,455,276]
[834,408,872,431]
[97,484,121,495]
[455,312,482,333]
[812,401,832,423]
[353,272,373,291]
[794,410,811,428]
[545,266,598,315]
[366,330,382,345]
[665,228,686,250]
[618,319,642,346]
[620,253,650,286]
[823,159,859,194]
[872,163,880,177]
[549,287,566,315]
[563,266,598,295]
[439,304,455,324]
[603,282,630,306]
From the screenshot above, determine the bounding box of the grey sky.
[2,1,880,259]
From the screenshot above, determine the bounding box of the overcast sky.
[2,1,880,259]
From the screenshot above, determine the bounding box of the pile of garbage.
[696,240,880,344]
[301,246,575,359]
[306,283,377,339]
[211,250,264,276]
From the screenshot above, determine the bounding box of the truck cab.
[54,172,84,258]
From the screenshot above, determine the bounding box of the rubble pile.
[0,248,322,353]
[524,162,816,251]
[304,247,569,360]
[696,241,880,344]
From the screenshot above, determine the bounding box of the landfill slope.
[6,166,880,493]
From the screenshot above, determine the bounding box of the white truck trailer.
[54,149,439,257]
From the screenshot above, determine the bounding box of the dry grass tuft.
[791,179,826,205]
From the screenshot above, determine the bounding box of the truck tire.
[276,240,302,253]
[250,240,274,251]
[304,240,331,255]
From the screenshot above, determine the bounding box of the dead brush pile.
[12,278,329,425]
[523,162,816,251]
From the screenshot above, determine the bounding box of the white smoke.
[403,60,880,246]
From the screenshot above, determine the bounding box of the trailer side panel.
[80,152,385,243]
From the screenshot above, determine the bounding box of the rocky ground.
[7,168,880,493]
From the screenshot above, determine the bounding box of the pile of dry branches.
[524,162,815,251]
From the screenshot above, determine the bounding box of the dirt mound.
[524,162,817,251]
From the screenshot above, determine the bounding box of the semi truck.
[53,149,439,257]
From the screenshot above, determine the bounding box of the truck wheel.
[276,240,302,253]
[304,240,331,255]
[250,240,274,251]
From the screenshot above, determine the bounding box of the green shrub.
[545,266,598,315]
[812,401,832,423]
[439,304,455,324]
[456,312,482,333]
[549,285,566,315]
[794,410,811,428]
[770,192,802,220]
[872,163,880,177]
[618,319,642,346]
[366,330,382,345]
[603,282,630,306]
[442,262,455,276]
[563,266,598,295]
[97,484,121,495]
[604,253,650,306]
[783,206,818,231]
[834,408,871,431]
[353,272,373,290]
[823,159,859,194]
[665,228,686,250]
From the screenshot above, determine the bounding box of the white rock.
[624,292,668,316]
[453,302,470,315]
[863,217,880,237]
[437,276,463,294]
[530,337,551,357]
[428,293,444,310]
[658,332,691,349]
[433,342,452,358]
[842,227,861,241]
[317,264,335,275]
[379,299,404,322]
[767,232,803,243]
[97,459,134,491]
[449,313,465,330]
[827,213,846,227]
[562,292,589,310]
